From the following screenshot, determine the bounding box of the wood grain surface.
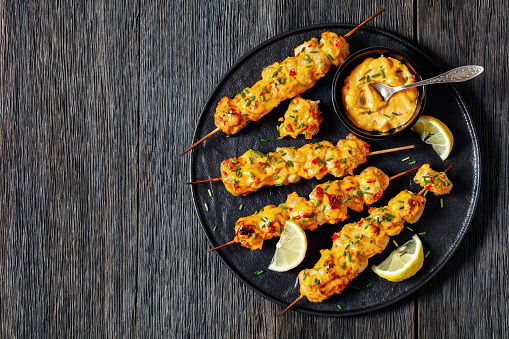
[0,0,506,338]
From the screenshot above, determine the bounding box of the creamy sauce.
[342,56,418,132]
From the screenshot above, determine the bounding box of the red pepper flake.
[296,53,300,57]
[335,39,342,47]
[308,44,312,47]
[319,166,327,173]
[408,199,418,209]
[312,159,318,165]
[372,193,382,202]
[345,187,354,191]
[367,179,376,183]
[289,69,297,76]
[315,187,324,199]
[331,234,339,241]
[294,216,301,220]
[358,220,364,227]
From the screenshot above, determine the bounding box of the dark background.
[0,0,506,338]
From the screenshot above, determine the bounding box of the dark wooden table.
[0,1,506,337]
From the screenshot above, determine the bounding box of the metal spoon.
[370,65,484,101]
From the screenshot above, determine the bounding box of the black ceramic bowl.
[332,47,426,139]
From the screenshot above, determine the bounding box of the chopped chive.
[392,112,399,116]
[408,161,416,165]
[205,203,209,212]
[301,47,305,53]
[322,205,325,211]
[360,97,364,105]
[261,139,269,142]
[337,304,343,310]
[425,251,430,258]
[351,285,360,290]
[327,54,333,60]
[305,65,312,68]
[341,157,346,164]
[400,251,407,256]
[407,227,414,231]
[366,283,372,288]
[418,232,427,235]
[393,240,399,247]
[252,233,256,239]
[254,270,265,275]
[401,157,410,161]
[261,95,265,102]
[298,84,306,87]
[356,251,360,257]
[318,43,324,48]
[208,189,213,197]
[310,50,317,54]
[314,279,319,285]
[316,158,326,166]
[296,123,303,129]
[315,200,320,208]
[347,252,351,262]
[213,225,217,231]
[275,184,283,186]
[282,77,286,84]
[396,70,403,73]
[239,204,244,210]
[383,114,391,118]
[261,87,267,93]
[366,75,370,82]
[248,157,253,164]
[406,76,408,82]
[381,70,386,78]
[277,136,284,140]
[324,185,330,192]
[306,54,312,61]
[359,76,366,81]
[271,70,278,77]
[372,73,380,77]
[440,198,444,208]
[241,113,248,116]
[251,151,262,157]
[240,92,245,98]
[286,160,294,167]
[342,199,348,205]
[423,189,428,197]
[314,145,323,150]
[326,158,333,161]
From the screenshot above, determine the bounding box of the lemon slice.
[411,115,454,160]
[268,221,307,272]
[371,234,424,282]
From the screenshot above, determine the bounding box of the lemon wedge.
[268,221,307,272]
[371,234,424,282]
[411,115,454,160]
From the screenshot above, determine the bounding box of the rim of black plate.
[188,23,481,317]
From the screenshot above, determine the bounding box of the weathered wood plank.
[137,0,279,337]
[0,1,140,337]
[416,1,508,338]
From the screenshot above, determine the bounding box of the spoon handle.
[400,65,484,90]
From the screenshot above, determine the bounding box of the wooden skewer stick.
[368,144,414,156]
[204,166,421,253]
[180,128,220,156]
[388,165,422,180]
[180,9,385,156]
[279,295,305,316]
[186,178,222,184]
[344,7,385,38]
[187,144,415,184]
[205,240,236,253]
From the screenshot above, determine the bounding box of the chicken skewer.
[206,165,421,253]
[188,133,414,196]
[280,165,453,315]
[181,8,385,155]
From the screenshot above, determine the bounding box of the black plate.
[190,24,481,316]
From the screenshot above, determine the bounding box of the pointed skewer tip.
[279,295,305,316]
